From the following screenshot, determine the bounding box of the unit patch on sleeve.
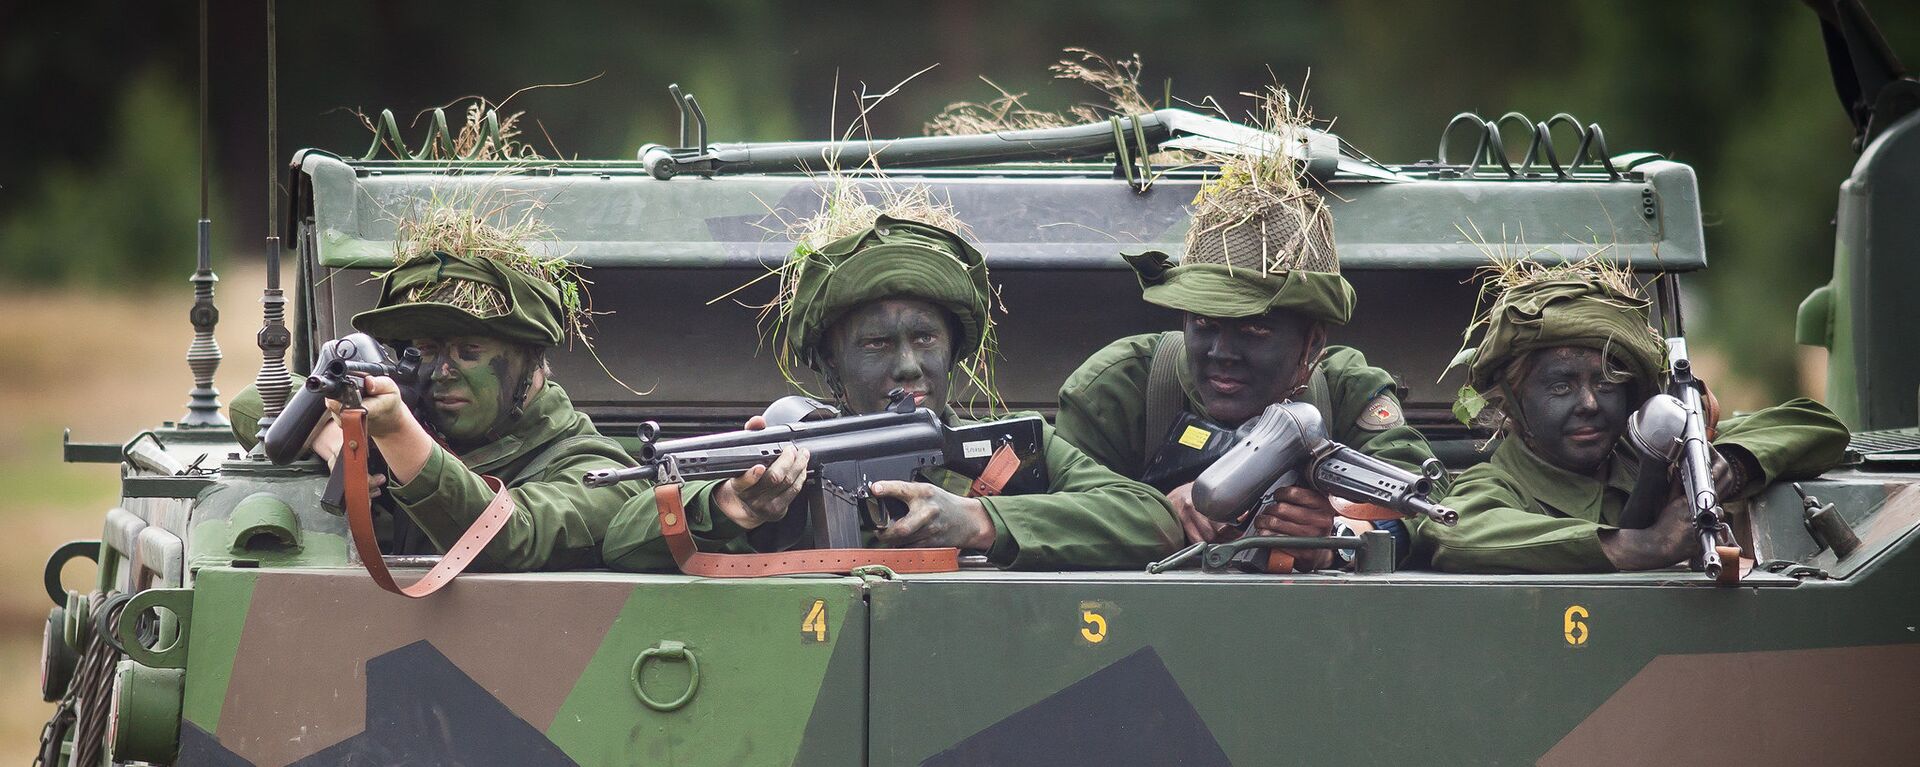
[1356,394,1405,431]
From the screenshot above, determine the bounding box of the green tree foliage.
[0,69,225,287]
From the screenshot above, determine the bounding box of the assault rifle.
[260,333,425,508]
[583,391,1047,549]
[1175,400,1456,573]
[1621,337,1743,582]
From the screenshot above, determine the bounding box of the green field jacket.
[1416,398,1850,573]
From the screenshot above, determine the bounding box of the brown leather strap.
[654,484,959,577]
[1338,502,1407,522]
[340,408,518,598]
[968,443,1022,498]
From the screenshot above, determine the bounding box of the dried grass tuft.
[384,189,592,346]
[1182,83,1329,274]
[925,48,1158,136]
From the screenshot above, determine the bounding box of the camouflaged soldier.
[1416,262,1849,573]
[1055,168,1438,569]
[229,217,639,571]
[601,214,1181,571]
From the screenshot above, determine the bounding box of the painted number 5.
[1564,605,1589,646]
[1080,609,1107,644]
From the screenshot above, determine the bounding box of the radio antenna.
[182,0,227,428]
[252,0,293,438]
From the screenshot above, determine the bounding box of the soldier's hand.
[356,376,419,439]
[1601,493,1702,570]
[311,417,344,468]
[1251,485,1338,571]
[715,446,808,529]
[869,480,995,550]
[1168,482,1236,544]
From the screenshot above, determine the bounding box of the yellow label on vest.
[1178,425,1211,450]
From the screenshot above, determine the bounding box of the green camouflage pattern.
[37,26,1920,761]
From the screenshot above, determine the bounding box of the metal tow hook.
[630,640,700,712]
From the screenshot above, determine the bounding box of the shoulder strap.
[1144,331,1188,445]
[340,408,515,598]
[1306,366,1334,429]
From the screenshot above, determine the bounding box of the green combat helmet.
[777,214,994,373]
[1451,259,1668,424]
[354,209,577,350]
[1124,87,1355,325]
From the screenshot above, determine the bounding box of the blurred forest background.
[1,0,1915,757]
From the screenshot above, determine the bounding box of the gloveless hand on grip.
[260,333,424,464]
[1191,400,1457,527]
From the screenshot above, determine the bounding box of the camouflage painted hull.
[167,475,1920,766]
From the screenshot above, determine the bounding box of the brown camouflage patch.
[213,571,634,767]
[1541,643,1920,766]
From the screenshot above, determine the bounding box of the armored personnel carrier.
[35,2,1920,764]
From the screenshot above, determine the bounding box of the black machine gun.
[260,333,425,507]
[583,391,1047,550]
[1161,401,1456,573]
[1620,336,1744,583]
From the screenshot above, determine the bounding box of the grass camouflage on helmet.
[754,181,1002,406]
[1448,254,1668,426]
[1130,84,1355,324]
[353,201,589,348]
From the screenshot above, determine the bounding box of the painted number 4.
[1564,605,1589,646]
[802,599,828,643]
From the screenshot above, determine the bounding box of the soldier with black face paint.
[600,215,1181,571]
[1417,262,1849,573]
[1055,163,1438,570]
[228,222,640,571]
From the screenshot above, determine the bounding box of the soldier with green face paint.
[229,220,640,571]
[1416,262,1849,573]
[1055,166,1439,570]
[601,214,1181,571]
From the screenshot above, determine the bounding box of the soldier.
[1054,172,1437,570]
[228,216,639,571]
[1417,262,1849,572]
[601,214,1182,571]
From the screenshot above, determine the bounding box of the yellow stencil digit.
[1079,601,1108,644]
[802,599,828,643]
[1563,605,1589,646]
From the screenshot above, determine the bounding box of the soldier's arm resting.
[387,439,639,572]
[1419,465,1616,574]
[600,480,757,572]
[1711,398,1851,500]
[976,424,1181,570]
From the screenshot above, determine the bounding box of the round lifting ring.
[630,640,700,712]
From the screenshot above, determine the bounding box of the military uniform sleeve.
[1713,398,1850,499]
[1054,335,1158,477]
[977,422,1181,570]
[1417,464,1615,574]
[386,436,638,572]
[1319,347,1442,482]
[599,479,756,572]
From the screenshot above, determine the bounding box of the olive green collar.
[1487,436,1638,524]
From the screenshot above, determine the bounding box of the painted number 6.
[1564,605,1589,646]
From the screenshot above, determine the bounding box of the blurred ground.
[0,263,262,762]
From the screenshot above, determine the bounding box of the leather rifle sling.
[967,443,1022,498]
[653,484,959,577]
[339,408,518,598]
